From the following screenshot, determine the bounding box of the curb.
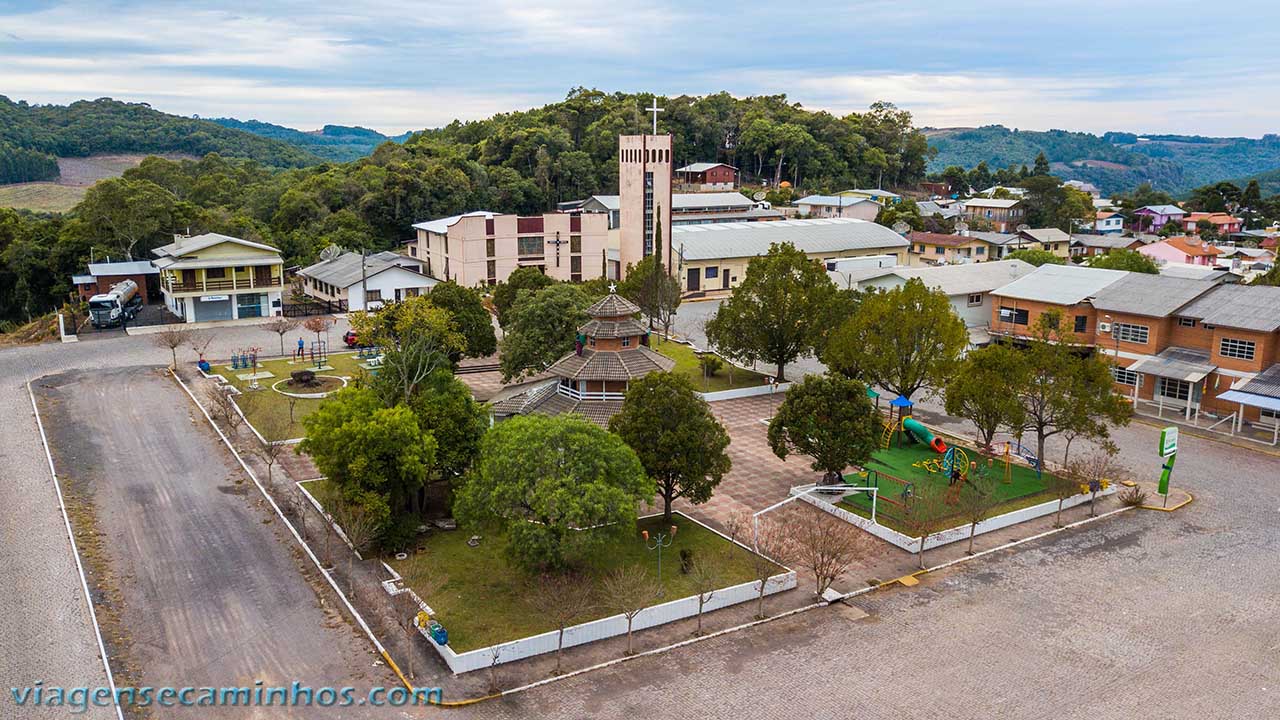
[1139,491,1194,513]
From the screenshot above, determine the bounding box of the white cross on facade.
[646,98,663,134]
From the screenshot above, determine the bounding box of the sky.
[2,0,1279,137]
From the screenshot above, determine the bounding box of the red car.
[343,330,359,348]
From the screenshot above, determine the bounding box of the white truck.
[88,279,143,329]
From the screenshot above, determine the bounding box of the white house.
[853,259,1036,345]
[794,195,880,220]
[1094,211,1124,234]
[299,250,438,311]
[152,233,285,322]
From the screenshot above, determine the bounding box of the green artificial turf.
[211,351,370,440]
[652,338,769,393]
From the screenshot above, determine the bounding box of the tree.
[526,572,596,673]
[77,177,183,259]
[618,254,681,337]
[1087,249,1159,273]
[204,384,244,432]
[1005,248,1065,267]
[263,316,300,356]
[151,325,194,370]
[781,505,876,596]
[823,279,968,400]
[453,414,651,571]
[1157,219,1182,237]
[425,281,497,358]
[333,500,380,594]
[705,242,845,381]
[298,386,437,546]
[492,266,554,327]
[1032,151,1051,176]
[955,470,1001,555]
[898,483,949,569]
[250,416,289,488]
[768,374,879,485]
[743,513,790,619]
[609,372,731,523]
[686,554,723,636]
[350,294,465,354]
[377,329,457,406]
[1067,448,1129,517]
[498,283,592,381]
[599,565,664,655]
[944,344,1027,448]
[302,316,329,349]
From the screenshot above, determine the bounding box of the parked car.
[343,330,359,348]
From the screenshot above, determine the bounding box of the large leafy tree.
[491,266,554,327]
[298,387,437,541]
[425,281,497,358]
[824,278,968,400]
[767,374,880,485]
[499,283,593,381]
[944,344,1028,448]
[618,254,681,336]
[1006,248,1065,267]
[705,242,847,381]
[1087,249,1159,274]
[609,372,731,522]
[453,414,651,571]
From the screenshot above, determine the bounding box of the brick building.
[72,261,160,303]
[675,162,737,191]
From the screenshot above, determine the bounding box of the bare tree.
[204,384,245,432]
[287,395,301,425]
[398,550,445,681]
[334,502,381,594]
[733,510,790,619]
[898,484,950,569]
[189,332,213,364]
[685,554,723,636]
[780,505,876,597]
[485,642,511,694]
[955,471,1002,555]
[378,334,452,405]
[263,316,301,357]
[526,572,596,674]
[152,325,193,370]
[599,566,663,655]
[1067,446,1128,518]
[251,426,287,489]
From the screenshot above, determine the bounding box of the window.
[408,246,417,257]
[916,244,925,253]
[706,267,719,279]
[1111,366,1139,386]
[1177,317,1197,327]
[1219,337,1256,361]
[487,260,496,283]
[486,238,495,257]
[934,246,945,255]
[517,236,543,256]
[404,288,419,298]
[999,306,1029,326]
[1114,322,1149,345]
[1262,408,1280,427]
[967,293,983,307]
[975,246,986,255]
[1157,377,1190,402]
[621,336,631,347]
[570,235,581,253]
[1074,315,1088,333]
[206,267,226,279]
[366,289,382,302]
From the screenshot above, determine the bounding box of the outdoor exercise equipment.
[309,340,329,368]
[902,416,948,454]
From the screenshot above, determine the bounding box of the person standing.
[295,336,305,360]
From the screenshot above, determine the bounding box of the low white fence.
[795,485,1116,552]
[383,511,796,675]
[700,382,792,402]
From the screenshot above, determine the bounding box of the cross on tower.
[646,98,664,134]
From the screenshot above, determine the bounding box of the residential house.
[1155,263,1235,282]
[1064,180,1102,198]
[1139,236,1224,266]
[905,231,994,265]
[299,251,437,311]
[965,231,1027,259]
[412,211,611,287]
[1016,228,1073,259]
[837,188,902,206]
[918,181,951,197]
[1070,233,1144,258]
[979,186,1028,199]
[72,260,160,303]
[152,233,285,322]
[1130,204,1187,233]
[854,259,1034,345]
[794,195,880,220]
[962,198,1025,232]
[1182,212,1243,236]
[675,163,737,191]
[1094,211,1124,234]
[674,218,908,293]
[917,200,962,220]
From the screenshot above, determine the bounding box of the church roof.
[585,293,640,318]
[545,345,674,382]
[580,316,649,340]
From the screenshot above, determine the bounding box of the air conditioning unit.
[1098,322,1112,333]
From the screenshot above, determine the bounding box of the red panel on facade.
[517,217,544,234]
[570,215,581,232]
[485,218,495,235]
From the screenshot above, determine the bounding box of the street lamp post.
[642,526,677,585]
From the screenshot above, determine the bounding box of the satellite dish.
[1016,224,1031,233]
[954,221,969,233]
[319,245,344,261]
[892,221,911,235]
[752,191,767,202]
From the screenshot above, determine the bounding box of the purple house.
[1130,204,1187,233]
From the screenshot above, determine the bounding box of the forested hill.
[206,118,414,162]
[927,125,1280,195]
[0,96,321,183]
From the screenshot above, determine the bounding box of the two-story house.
[1138,236,1223,266]
[1016,228,1073,259]
[1182,212,1243,236]
[152,233,285,323]
[1130,204,1187,233]
[1094,211,1124,234]
[906,231,995,265]
[962,198,1025,232]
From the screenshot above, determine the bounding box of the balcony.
[165,270,283,294]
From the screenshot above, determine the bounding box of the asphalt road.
[0,319,349,719]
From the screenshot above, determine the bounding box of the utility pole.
[360,249,367,310]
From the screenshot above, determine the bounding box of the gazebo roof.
[585,293,640,318]
[545,345,675,382]
[579,316,649,340]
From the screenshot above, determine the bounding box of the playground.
[208,347,377,440]
[837,412,1061,535]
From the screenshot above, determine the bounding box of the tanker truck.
[88,279,143,329]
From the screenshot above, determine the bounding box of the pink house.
[1182,212,1242,236]
[1138,236,1224,266]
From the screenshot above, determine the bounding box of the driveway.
[33,366,395,715]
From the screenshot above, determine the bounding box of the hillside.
[0,96,321,184]
[927,125,1280,195]
[207,118,413,162]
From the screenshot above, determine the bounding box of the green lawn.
[652,338,769,393]
[837,433,1059,534]
[290,474,784,653]
[212,351,370,440]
